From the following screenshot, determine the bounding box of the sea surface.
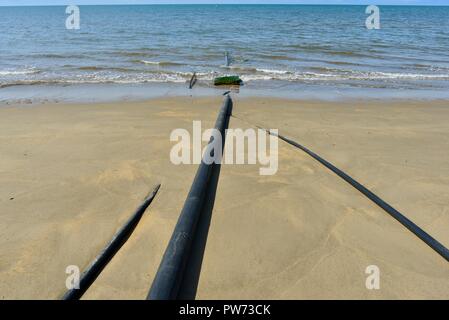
[1,5,449,101]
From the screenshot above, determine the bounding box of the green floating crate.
[214,76,243,86]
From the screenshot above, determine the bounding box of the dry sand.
[196,97,449,299]
[0,96,448,299]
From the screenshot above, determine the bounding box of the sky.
[0,0,448,6]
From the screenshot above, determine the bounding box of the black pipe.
[63,184,161,300]
[264,129,449,263]
[189,72,197,89]
[147,96,233,300]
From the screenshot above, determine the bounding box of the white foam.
[140,60,160,65]
[256,68,290,75]
[0,68,40,76]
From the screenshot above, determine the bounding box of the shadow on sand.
[176,154,223,299]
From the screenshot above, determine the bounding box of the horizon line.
[1,3,448,6]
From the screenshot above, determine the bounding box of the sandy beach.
[0,96,448,300]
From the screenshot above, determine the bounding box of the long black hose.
[265,129,449,263]
[147,96,233,300]
[63,184,161,300]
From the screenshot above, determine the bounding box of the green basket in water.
[214,76,243,86]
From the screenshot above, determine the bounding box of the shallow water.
[1,5,449,100]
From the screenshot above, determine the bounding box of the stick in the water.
[189,72,197,89]
[225,51,230,67]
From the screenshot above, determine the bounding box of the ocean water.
[1,5,449,100]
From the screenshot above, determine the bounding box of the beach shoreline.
[3,82,449,108]
[1,95,448,299]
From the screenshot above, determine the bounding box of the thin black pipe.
[63,184,161,300]
[265,129,449,263]
[147,96,233,300]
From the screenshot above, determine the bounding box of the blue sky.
[0,0,447,6]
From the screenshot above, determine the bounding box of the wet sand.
[0,96,448,299]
